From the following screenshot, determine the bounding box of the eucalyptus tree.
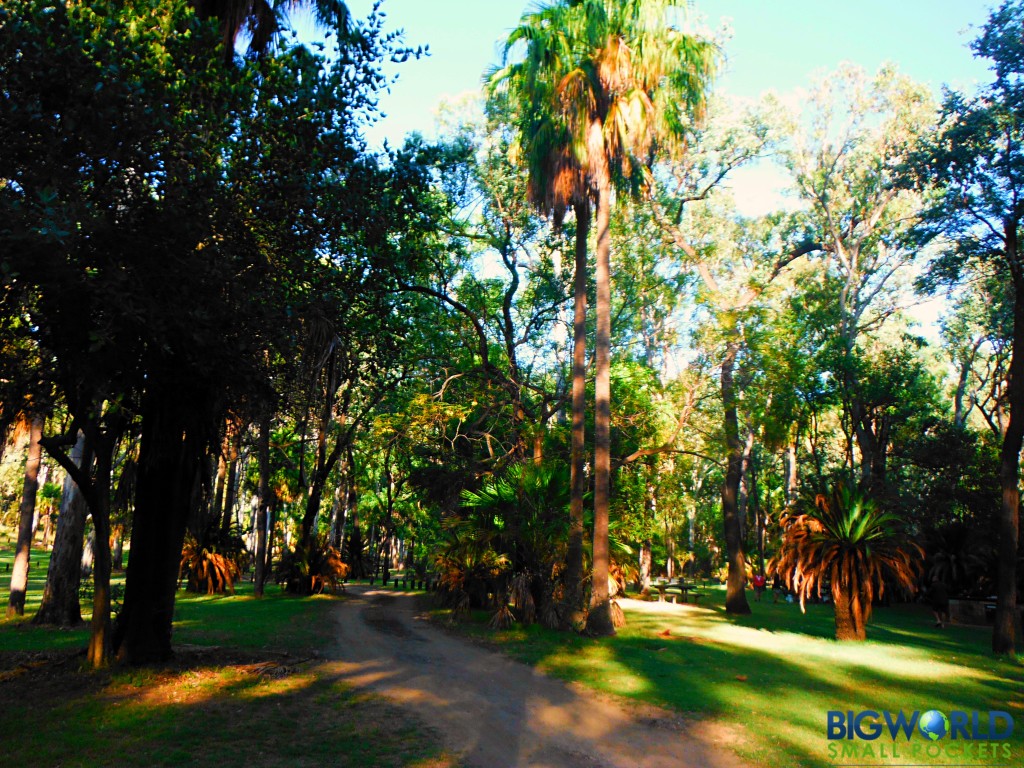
[398,109,572,470]
[667,202,822,613]
[780,64,934,494]
[912,0,1024,654]
[490,0,716,635]
[6,414,43,617]
[34,431,89,627]
[940,276,1012,435]
[649,93,828,612]
[0,0,191,664]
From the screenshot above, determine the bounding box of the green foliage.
[489,0,718,217]
[275,536,350,595]
[437,463,570,623]
[776,485,922,639]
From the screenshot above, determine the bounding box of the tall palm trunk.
[7,414,43,617]
[721,337,751,615]
[586,178,615,636]
[563,200,590,627]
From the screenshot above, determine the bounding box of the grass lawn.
[4,524,1021,768]
[0,531,455,768]
[444,587,1024,768]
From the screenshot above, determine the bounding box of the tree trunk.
[721,337,751,615]
[586,180,615,637]
[993,261,1024,654]
[211,439,228,532]
[34,431,90,627]
[639,539,652,595]
[954,355,972,429]
[665,517,675,579]
[112,529,124,571]
[87,436,115,668]
[347,515,363,578]
[114,389,205,664]
[254,415,271,597]
[219,420,241,536]
[738,431,754,541]
[300,435,343,552]
[264,494,278,586]
[563,200,590,627]
[832,586,866,641]
[7,415,43,617]
[751,449,764,577]
[786,435,799,508]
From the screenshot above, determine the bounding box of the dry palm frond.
[181,535,243,595]
[611,600,626,629]
[309,546,350,594]
[275,537,350,595]
[489,604,516,630]
[510,572,536,625]
[447,591,471,626]
[776,485,922,623]
[539,600,562,630]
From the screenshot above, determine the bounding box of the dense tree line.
[2,0,1022,662]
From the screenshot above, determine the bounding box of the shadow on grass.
[1,651,454,768]
[1,586,455,768]
[473,592,1024,768]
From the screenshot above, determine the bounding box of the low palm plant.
[275,535,350,595]
[180,525,249,595]
[775,485,922,641]
[456,463,570,626]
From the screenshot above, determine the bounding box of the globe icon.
[919,710,950,741]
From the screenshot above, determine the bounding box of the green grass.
[5,526,1021,767]
[0,530,124,650]
[444,587,1024,768]
[0,529,58,617]
[0,531,455,768]
[172,582,339,651]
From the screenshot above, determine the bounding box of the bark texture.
[7,415,43,617]
[114,389,205,664]
[586,179,615,637]
[721,338,751,615]
[563,201,590,628]
[34,432,89,627]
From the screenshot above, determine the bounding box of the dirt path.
[325,586,750,768]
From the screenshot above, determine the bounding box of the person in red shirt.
[752,572,767,601]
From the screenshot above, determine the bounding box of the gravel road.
[325,585,750,768]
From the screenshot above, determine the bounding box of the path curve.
[325,585,749,768]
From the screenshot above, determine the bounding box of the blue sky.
[297,1,998,339]
[324,0,995,148]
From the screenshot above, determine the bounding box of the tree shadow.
[508,596,1024,768]
[1,646,457,768]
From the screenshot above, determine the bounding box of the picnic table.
[654,579,703,604]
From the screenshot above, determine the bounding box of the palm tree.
[192,0,352,61]
[775,485,921,641]
[490,0,716,635]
